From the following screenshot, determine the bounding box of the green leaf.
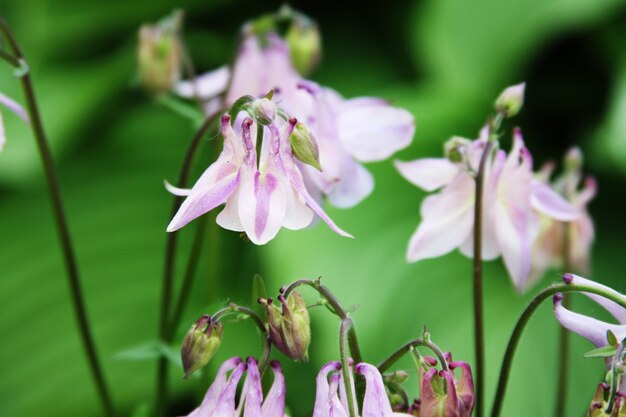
[584,345,618,359]
[608,330,619,347]
[157,94,204,125]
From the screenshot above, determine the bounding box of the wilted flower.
[553,274,626,349]
[530,147,596,284]
[166,112,352,244]
[137,10,182,95]
[395,127,580,292]
[260,291,311,361]
[176,19,414,209]
[180,315,223,378]
[0,92,29,152]
[179,357,286,417]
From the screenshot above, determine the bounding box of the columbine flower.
[176,24,414,208]
[530,147,596,283]
[312,361,413,417]
[166,111,352,244]
[587,383,626,417]
[0,92,29,152]
[553,274,626,349]
[179,357,286,417]
[395,127,580,292]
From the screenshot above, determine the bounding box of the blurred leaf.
[114,341,163,361]
[251,274,268,316]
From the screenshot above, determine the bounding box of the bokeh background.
[1,0,626,416]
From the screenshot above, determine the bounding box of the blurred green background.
[1,0,626,416]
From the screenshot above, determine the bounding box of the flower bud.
[137,10,183,95]
[494,82,525,118]
[260,291,311,361]
[419,359,475,417]
[252,97,277,126]
[564,146,583,173]
[289,120,321,171]
[285,16,321,76]
[444,136,472,164]
[586,382,626,417]
[181,315,223,378]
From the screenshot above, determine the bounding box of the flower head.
[176,20,414,209]
[166,110,352,244]
[395,127,580,292]
[179,357,286,417]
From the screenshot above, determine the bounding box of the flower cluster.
[176,16,415,209]
[396,125,580,291]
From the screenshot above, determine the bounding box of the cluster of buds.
[180,315,223,378]
[588,383,626,417]
[259,289,311,361]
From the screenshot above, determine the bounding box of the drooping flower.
[166,111,352,244]
[179,357,286,417]
[0,92,29,152]
[529,147,597,284]
[176,21,414,208]
[553,274,626,349]
[395,127,580,292]
[312,361,413,417]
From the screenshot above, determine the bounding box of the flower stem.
[154,112,221,417]
[472,138,493,417]
[340,317,358,417]
[0,18,116,417]
[377,338,449,374]
[211,304,272,374]
[490,282,626,417]
[554,224,572,417]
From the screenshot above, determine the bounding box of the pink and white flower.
[179,357,287,417]
[176,30,414,208]
[166,113,352,244]
[395,128,580,292]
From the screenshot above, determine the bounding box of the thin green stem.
[154,111,221,417]
[0,17,116,417]
[377,338,449,374]
[554,223,572,417]
[340,318,358,417]
[490,283,626,417]
[212,304,272,374]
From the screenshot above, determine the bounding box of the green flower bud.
[285,16,321,76]
[289,120,321,171]
[494,82,525,118]
[444,136,472,164]
[137,10,183,95]
[180,315,223,378]
[252,97,277,126]
[260,291,311,361]
[564,146,583,173]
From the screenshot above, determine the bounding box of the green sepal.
[584,345,618,359]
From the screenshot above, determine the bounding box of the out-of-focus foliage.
[1,0,626,416]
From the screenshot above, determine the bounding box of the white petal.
[216,188,244,232]
[175,66,230,100]
[164,180,191,196]
[336,99,415,162]
[395,158,459,192]
[531,180,580,221]
[283,187,314,230]
[326,157,374,209]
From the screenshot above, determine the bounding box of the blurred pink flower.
[395,128,580,292]
[166,114,352,244]
[176,30,414,208]
[179,357,287,417]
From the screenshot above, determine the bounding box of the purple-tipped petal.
[355,363,394,417]
[336,99,415,162]
[394,158,460,192]
[211,361,247,416]
[262,361,286,417]
[313,362,342,417]
[553,293,626,347]
[566,274,626,324]
[328,373,350,417]
[242,357,263,417]
[450,361,475,416]
[188,357,242,417]
[530,180,580,221]
[176,66,230,100]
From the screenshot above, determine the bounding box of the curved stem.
[491,283,626,417]
[472,138,493,417]
[554,224,572,417]
[212,304,272,374]
[154,111,221,417]
[340,318,358,417]
[377,338,449,374]
[0,18,116,417]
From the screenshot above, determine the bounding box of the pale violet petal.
[313,362,342,417]
[175,66,230,99]
[283,187,314,230]
[568,274,626,324]
[495,200,533,293]
[395,158,459,192]
[192,357,242,416]
[262,361,286,417]
[355,363,394,417]
[212,362,246,416]
[326,156,374,209]
[243,357,263,417]
[531,180,580,221]
[328,374,350,417]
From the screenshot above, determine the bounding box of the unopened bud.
[137,10,183,95]
[387,370,410,384]
[260,290,311,361]
[494,82,525,118]
[444,136,472,164]
[564,147,583,173]
[181,315,223,378]
[289,121,321,171]
[285,16,321,76]
[252,97,277,126]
